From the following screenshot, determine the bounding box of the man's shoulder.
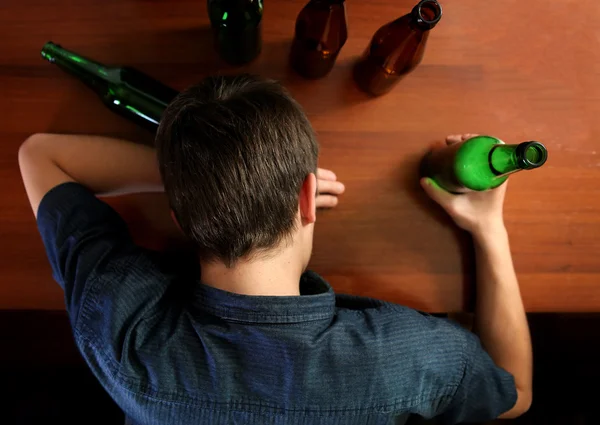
[334,292,469,341]
[322,294,468,413]
[332,294,470,375]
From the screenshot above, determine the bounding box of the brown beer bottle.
[354,0,442,96]
[290,0,348,79]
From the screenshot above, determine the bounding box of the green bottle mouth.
[517,141,548,169]
[41,41,59,62]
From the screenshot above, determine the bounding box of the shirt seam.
[76,251,139,369]
[72,271,102,332]
[200,309,333,324]
[444,333,471,411]
[115,379,460,415]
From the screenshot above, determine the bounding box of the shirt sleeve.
[36,182,181,334]
[37,182,200,404]
[441,330,518,424]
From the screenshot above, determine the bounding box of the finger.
[317,168,337,181]
[318,179,345,195]
[420,177,454,206]
[446,135,462,145]
[446,134,479,145]
[316,195,339,209]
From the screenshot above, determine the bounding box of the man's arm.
[19,133,346,218]
[19,134,162,217]
[421,134,533,419]
[472,224,532,418]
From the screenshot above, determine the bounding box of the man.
[19,74,532,424]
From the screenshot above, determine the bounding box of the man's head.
[156,74,319,268]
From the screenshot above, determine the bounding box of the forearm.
[473,225,533,415]
[27,133,161,193]
[19,133,162,216]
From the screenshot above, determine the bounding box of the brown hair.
[156,74,319,267]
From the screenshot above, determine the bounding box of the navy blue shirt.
[37,183,517,425]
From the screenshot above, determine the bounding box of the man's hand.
[420,134,506,236]
[316,168,345,208]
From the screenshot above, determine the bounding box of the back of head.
[156,75,319,267]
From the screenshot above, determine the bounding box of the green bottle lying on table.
[422,135,548,193]
[41,42,178,131]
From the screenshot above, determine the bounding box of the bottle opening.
[525,145,543,164]
[41,41,59,63]
[518,141,548,169]
[418,1,442,24]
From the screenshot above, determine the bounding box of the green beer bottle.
[208,0,263,65]
[41,42,178,131]
[422,136,548,193]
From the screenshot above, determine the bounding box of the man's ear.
[170,210,183,233]
[299,172,317,225]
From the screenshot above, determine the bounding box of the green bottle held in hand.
[422,135,548,193]
[41,42,178,131]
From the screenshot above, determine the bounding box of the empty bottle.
[354,0,442,96]
[290,0,348,79]
[41,42,178,131]
[421,136,548,193]
[208,0,263,66]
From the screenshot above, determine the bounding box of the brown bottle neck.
[410,0,442,30]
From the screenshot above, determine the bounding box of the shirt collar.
[193,271,335,324]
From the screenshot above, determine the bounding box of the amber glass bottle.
[354,0,442,96]
[290,0,348,79]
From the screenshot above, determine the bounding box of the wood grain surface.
[1,0,598,312]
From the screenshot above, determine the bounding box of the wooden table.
[1,0,599,312]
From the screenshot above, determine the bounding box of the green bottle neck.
[41,42,116,93]
[489,141,548,175]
